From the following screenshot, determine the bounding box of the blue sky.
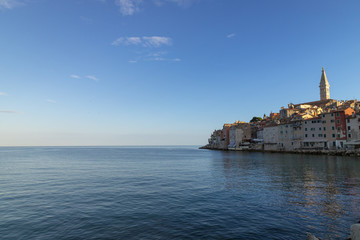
[1,0,360,146]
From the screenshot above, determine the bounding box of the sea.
[0,146,359,240]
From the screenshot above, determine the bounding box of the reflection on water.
[0,147,359,240]
[216,151,360,239]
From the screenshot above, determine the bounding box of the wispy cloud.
[227,33,236,38]
[145,51,181,62]
[115,0,142,16]
[112,36,172,47]
[0,110,21,114]
[0,92,7,96]
[112,37,142,46]
[142,36,172,47]
[46,99,56,104]
[86,75,99,81]
[163,0,196,7]
[150,57,181,62]
[0,0,22,10]
[70,74,81,79]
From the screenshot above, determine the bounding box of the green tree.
[250,116,262,123]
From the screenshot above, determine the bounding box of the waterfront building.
[228,122,251,149]
[345,113,360,150]
[263,124,280,151]
[302,117,325,149]
[222,124,232,146]
[278,122,294,150]
[204,68,360,153]
[346,113,360,141]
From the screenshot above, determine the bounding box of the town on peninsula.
[202,68,360,155]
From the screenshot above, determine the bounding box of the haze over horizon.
[1,0,360,146]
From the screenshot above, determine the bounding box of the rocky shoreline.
[200,145,360,157]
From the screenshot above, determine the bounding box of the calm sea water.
[0,146,359,240]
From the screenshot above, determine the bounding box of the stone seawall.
[200,145,360,157]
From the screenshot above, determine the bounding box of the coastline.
[200,144,360,157]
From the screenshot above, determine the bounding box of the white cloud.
[0,0,22,9]
[128,60,138,63]
[0,92,7,96]
[142,36,172,47]
[153,0,195,7]
[165,0,195,7]
[112,37,142,46]
[70,74,81,79]
[112,36,172,48]
[0,110,21,114]
[86,75,99,81]
[114,0,142,16]
[46,99,56,104]
[227,33,236,38]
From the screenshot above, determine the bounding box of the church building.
[319,67,330,100]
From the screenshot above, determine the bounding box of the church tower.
[319,67,330,100]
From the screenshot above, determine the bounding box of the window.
[317,120,321,123]
[319,127,321,131]
[332,134,335,138]
[323,114,325,117]
[333,141,336,146]
[331,120,335,123]
[337,134,340,138]
[318,134,322,137]
[305,134,308,137]
[337,120,340,124]
[311,128,315,131]
[349,134,352,138]
[305,121,307,124]
[305,128,308,131]
[322,120,326,123]
[324,134,326,138]
[312,134,315,137]
[332,126,335,130]
[323,127,326,131]
[331,113,334,117]
[336,112,340,117]
[348,126,351,130]
[347,119,350,123]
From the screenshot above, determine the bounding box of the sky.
[1,0,360,146]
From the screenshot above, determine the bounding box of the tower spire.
[319,67,330,100]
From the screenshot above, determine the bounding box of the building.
[263,125,280,151]
[302,117,325,149]
[204,68,360,153]
[320,67,330,100]
[345,113,360,150]
[228,122,251,149]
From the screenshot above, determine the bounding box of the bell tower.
[319,67,330,100]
